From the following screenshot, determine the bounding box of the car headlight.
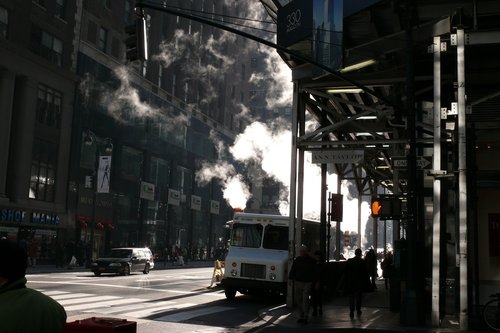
[269,273,276,281]
[231,269,238,277]
[109,263,122,267]
[91,263,98,266]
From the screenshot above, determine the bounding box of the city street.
[26,266,288,333]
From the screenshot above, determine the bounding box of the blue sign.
[277,0,313,47]
[32,212,60,226]
[0,209,26,223]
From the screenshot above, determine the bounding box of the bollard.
[64,317,137,333]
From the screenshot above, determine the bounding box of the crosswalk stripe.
[50,293,93,300]
[65,298,144,311]
[42,290,70,296]
[156,306,235,323]
[87,300,177,315]
[121,302,197,318]
[58,295,120,306]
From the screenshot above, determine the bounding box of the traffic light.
[329,193,343,222]
[125,13,148,62]
[371,196,402,219]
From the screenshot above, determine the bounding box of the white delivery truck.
[222,212,319,300]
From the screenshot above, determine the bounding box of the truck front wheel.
[224,287,237,300]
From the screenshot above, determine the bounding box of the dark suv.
[91,248,154,276]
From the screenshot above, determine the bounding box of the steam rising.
[195,161,251,210]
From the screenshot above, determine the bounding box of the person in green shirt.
[0,239,67,333]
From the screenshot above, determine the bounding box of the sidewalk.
[26,260,214,275]
[259,280,468,332]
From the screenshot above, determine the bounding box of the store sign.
[97,156,112,193]
[210,200,220,215]
[140,181,155,201]
[0,209,27,223]
[191,195,202,211]
[277,0,313,47]
[312,150,364,164]
[32,212,60,226]
[168,189,180,206]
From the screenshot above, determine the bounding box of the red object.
[64,317,137,333]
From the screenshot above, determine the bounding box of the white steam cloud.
[195,161,251,210]
[79,66,190,130]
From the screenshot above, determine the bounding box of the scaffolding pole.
[456,28,468,330]
[431,35,442,327]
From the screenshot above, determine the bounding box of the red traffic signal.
[371,196,402,219]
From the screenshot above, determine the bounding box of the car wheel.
[94,271,101,276]
[224,288,237,300]
[123,265,130,276]
[143,264,150,274]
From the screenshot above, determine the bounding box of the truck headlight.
[269,273,276,280]
[231,269,238,277]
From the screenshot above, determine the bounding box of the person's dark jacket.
[0,278,67,333]
[345,256,370,292]
[289,255,316,282]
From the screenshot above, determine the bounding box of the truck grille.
[241,263,266,279]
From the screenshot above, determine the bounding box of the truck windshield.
[263,225,288,250]
[231,223,263,248]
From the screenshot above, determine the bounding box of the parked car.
[91,248,154,276]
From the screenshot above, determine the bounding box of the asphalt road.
[26,267,294,333]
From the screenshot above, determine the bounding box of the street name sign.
[392,156,432,170]
[312,150,364,164]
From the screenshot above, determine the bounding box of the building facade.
[0,0,289,264]
[0,0,78,263]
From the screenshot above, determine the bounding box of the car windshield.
[105,249,132,258]
[231,223,263,248]
[263,225,288,250]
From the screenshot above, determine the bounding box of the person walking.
[0,239,67,332]
[289,245,316,324]
[366,248,378,290]
[345,248,370,318]
[381,251,394,290]
[311,250,325,317]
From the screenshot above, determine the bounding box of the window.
[157,65,163,87]
[0,6,7,38]
[124,1,132,24]
[29,139,58,202]
[36,84,62,128]
[97,27,107,52]
[251,57,258,68]
[55,0,66,19]
[231,223,263,248]
[120,146,142,181]
[241,63,246,79]
[263,225,288,250]
[31,27,63,67]
[171,73,176,96]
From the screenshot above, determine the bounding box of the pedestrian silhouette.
[289,245,316,324]
[345,248,370,318]
[311,250,325,317]
[366,248,378,290]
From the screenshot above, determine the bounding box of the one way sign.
[392,156,432,170]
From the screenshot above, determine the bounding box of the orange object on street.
[64,317,137,333]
